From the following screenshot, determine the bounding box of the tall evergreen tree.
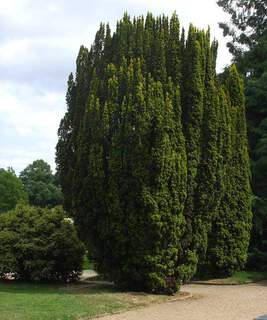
[167,12,181,84]
[203,66,252,276]
[193,42,221,274]
[180,25,205,279]
[56,13,251,292]
[56,73,76,212]
[217,0,266,269]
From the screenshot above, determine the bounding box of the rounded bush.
[0,205,85,281]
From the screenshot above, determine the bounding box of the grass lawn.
[192,271,267,285]
[227,271,267,284]
[0,280,171,320]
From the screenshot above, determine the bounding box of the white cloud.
[0,81,65,172]
[0,0,28,11]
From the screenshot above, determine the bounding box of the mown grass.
[229,271,267,284]
[192,271,267,285]
[0,280,169,320]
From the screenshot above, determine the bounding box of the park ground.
[1,271,267,320]
[101,280,267,320]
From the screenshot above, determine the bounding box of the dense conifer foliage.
[217,0,267,270]
[200,66,252,276]
[56,13,252,292]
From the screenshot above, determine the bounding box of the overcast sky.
[0,0,232,173]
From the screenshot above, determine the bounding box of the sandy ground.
[99,281,267,320]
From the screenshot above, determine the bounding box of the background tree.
[0,168,28,213]
[217,0,267,57]
[19,160,63,208]
[217,0,267,270]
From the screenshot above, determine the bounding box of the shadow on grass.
[0,278,118,296]
[0,275,174,320]
[191,271,267,286]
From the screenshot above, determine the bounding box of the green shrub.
[0,205,85,281]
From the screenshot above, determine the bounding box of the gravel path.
[100,281,267,320]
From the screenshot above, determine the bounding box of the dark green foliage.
[0,205,85,281]
[192,47,222,276]
[56,12,251,292]
[246,37,267,269]
[248,197,267,270]
[20,160,63,208]
[202,66,252,276]
[56,73,77,212]
[0,168,28,213]
[217,0,267,270]
[73,60,188,293]
[180,26,205,280]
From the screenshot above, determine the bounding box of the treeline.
[56,13,252,293]
[0,160,63,213]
